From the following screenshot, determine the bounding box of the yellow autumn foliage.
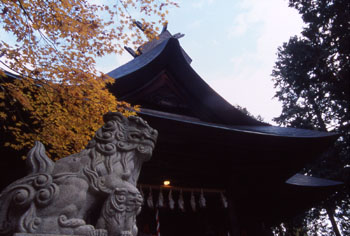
[0,0,177,159]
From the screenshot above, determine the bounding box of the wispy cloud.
[191,0,216,9]
[227,14,249,38]
[186,19,202,30]
[209,0,304,122]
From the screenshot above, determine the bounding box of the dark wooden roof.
[108,38,263,126]
[139,108,336,138]
[286,173,343,187]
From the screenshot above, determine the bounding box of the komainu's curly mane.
[81,112,158,192]
[0,112,158,236]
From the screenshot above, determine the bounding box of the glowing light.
[163,180,170,186]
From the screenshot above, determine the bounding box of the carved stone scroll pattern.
[0,112,157,236]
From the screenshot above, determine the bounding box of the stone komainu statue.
[0,112,158,236]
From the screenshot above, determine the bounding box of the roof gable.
[108,38,263,125]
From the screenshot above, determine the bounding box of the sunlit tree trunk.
[325,206,341,236]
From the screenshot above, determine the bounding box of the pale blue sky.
[97,0,304,123]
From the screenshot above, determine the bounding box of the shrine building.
[106,26,343,236]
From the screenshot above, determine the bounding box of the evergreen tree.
[273,0,349,179]
[272,0,349,235]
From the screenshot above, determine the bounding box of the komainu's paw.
[73,224,95,235]
[120,231,132,236]
[88,229,108,236]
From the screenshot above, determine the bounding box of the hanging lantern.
[157,188,164,208]
[147,187,154,209]
[190,191,196,212]
[199,189,206,208]
[220,192,228,208]
[168,189,175,210]
[178,189,185,212]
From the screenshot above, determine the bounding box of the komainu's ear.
[26,141,54,174]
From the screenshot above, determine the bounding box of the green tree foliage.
[272,0,349,235]
[273,0,349,177]
[235,105,265,123]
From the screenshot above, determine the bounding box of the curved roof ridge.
[108,38,265,126]
[108,38,170,80]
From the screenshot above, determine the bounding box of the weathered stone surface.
[14,233,83,236]
[0,112,158,236]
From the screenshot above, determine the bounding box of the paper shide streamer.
[157,188,164,208]
[199,189,206,208]
[139,187,144,205]
[221,192,228,208]
[147,187,154,209]
[178,189,185,212]
[168,189,175,210]
[190,191,196,212]
[139,185,226,211]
